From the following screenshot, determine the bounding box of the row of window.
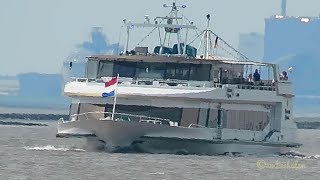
[104,104,182,122]
[87,60,212,81]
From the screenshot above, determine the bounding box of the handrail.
[69,77,213,88]
[69,111,171,123]
[69,77,276,91]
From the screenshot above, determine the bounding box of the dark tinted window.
[86,60,99,78]
[135,62,165,79]
[190,64,211,81]
[97,61,113,78]
[105,104,182,122]
[97,60,211,81]
[165,63,191,80]
[113,61,136,77]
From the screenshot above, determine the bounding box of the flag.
[102,76,118,98]
[105,77,118,87]
[214,36,219,48]
[102,91,115,97]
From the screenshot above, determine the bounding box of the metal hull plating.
[57,119,294,155]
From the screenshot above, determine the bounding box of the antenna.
[198,14,213,59]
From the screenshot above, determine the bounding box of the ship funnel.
[281,0,287,17]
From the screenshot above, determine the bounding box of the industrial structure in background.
[264,0,320,97]
[238,0,320,98]
[62,27,121,83]
[264,0,320,61]
[0,27,120,109]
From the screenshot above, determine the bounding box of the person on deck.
[253,69,261,82]
[247,74,254,85]
[280,71,288,80]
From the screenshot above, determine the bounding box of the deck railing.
[69,77,213,88]
[67,111,173,125]
[69,77,276,91]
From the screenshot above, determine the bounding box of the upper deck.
[85,54,278,87]
[64,2,294,100]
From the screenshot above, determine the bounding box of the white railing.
[69,77,213,88]
[69,77,276,91]
[67,111,173,125]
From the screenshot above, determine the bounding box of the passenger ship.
[57,3,301,155]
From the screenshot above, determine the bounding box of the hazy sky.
[1,0,319,75]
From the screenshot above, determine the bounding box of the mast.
[123,2,194,56]
[198,14,212,59]
[205,14,211,59]
[111,74,119,121]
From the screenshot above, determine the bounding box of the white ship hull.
[57,119,296,155]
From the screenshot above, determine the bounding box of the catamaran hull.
[127,138,287,155]
[57,120,292,155]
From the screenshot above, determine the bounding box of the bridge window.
[135,62,165,79]
[86,60,99,78]
[113,61,136,77]
[95,60,211,81]
[165,63,190,80]
[97,61,113,78]
[190,64,211,81]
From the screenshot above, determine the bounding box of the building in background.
[62,27,121,82]
[0,27,121,109]
[262,0,320,111]
[264,15,320,61]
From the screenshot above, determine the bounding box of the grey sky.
[0,0,319,75]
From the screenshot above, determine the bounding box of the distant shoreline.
[0,113,68,121]
[0,106,68,115]
[0,112,319,129]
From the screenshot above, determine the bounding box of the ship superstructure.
[57,3,300,155]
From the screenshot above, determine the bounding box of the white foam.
[281,150,319,159]
[149,172,165,175]
[24,145,85,152]
[304,154,320,160]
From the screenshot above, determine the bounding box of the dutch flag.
[102,76,118,97]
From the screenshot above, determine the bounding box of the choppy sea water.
[0,119,319,180]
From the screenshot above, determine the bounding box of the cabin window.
[189,64,211,81]
[113,61,136,77]
[86,60,99,78]
[97,61,113,78]
[96,60,212,81]
[135,62,165,79]
[164,63,191,80]
[175,63,191,80]
[164,63,211,81]
[105,104,182,122]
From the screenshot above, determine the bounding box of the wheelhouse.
[85,55,277,88]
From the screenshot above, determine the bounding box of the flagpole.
[111,74,119,120]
